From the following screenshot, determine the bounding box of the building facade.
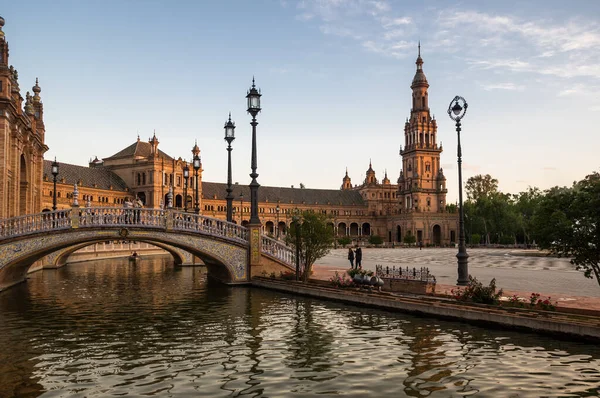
[0,17,48,219]
[1,15,457,245]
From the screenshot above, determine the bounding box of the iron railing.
[375,265,436,284]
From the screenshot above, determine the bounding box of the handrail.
[0,208,248,243]
[261,235,294,267]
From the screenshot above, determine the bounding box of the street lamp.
[224,113,236,222]
[246,77,262,224]
[193,152,201,214]
[51,157,59,211]
[292,208,301,281]
[183,163,189,212]
[275,204,280,239]
[239,192,244,224]
[448,95,469,286]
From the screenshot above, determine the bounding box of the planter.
[382,278,436,294]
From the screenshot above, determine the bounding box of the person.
[134,196,143,223]
[355,247,362,269]
[347,247,355,269]
[132,251,138,257]
[419,241,423,250]
[123,197,133,224]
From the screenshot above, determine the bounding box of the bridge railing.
[0,209,72,239]
[261,235,294,267]
[77,207,165,228]
[172,211,248,243]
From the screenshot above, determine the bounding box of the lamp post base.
[456,251,469,286]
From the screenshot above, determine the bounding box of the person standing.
[123,197,133,224]
[348,247,355,269]
[355,247,362,269]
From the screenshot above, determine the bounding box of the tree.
[533,173,600,288]
[403,233,416,246]
[286,211,334,282]
[465,174,499,201]
[337,236,351,247]
[368,235,384,246]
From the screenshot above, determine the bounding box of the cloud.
[480,82,524,91]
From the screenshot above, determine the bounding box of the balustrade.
[261,235,294,266]
[0,209,71,238]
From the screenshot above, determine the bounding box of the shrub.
[470,233,481,245]
[403,234,416,246]
[451,276,503,305]
[280,271,296,280]
[368,235,384,245]
[337,236,352,246]
[329,271,354,288]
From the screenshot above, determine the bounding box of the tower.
[0,16,48,218]
[341,167,352,190]
[398,44,447,213]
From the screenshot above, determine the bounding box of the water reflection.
[0,255,599,397]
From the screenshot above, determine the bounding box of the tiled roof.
[201,182,365,206]
[43,160,129,191]
[104,141,172,161]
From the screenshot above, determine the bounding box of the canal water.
[1,256,599,397]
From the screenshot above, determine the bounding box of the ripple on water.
[1,256,600,397]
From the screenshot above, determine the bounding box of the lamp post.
[239,192,244,224]
[292,208,301,281]
[246,78,262,225]
[51,157,59,211]
[448,95,469,286]
[183,163,189,212]
[224,113,236,222]
[275,204,280,239]
[193,152,201,214]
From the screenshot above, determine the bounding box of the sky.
[4,0,600,203]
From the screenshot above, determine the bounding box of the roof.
[43,160,129,191]
[104,140,173,161]
[201,182,365,206]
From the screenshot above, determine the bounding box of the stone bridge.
[0,207,295,291]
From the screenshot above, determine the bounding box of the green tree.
[286,211,334,282]
[513,187,543,245]
[368,235,384,246]
[337,236,351,247]
[403,233,416,246]
[465,174,499,201]
[533,173,600,288]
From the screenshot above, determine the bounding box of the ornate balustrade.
[172,211,248,243]
[0,209,71,238]
[0,208,248,244]
[375,265,436,284]
[261,235,294,266]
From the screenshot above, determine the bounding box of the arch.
[277,221,286,236]
[241,220,249,227]
[338,222,347,236]
[19,154,28,215]
[432,224,442,246]
[0,227,250,291]
[137,192,146,205]
[265,221,274,235]
[175,194,183,208]
[361,223,371,236]
[396,225,402,242]
[349,223,359,236]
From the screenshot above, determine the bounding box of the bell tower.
[398,44,447,213]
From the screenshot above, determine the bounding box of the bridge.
[0,207,295,291]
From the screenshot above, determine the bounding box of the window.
[0,80,2,93]
[422,97,425,108]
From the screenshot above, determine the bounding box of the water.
[1,256,599,397]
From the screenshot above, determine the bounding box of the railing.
[375,265,436,284]
[0,209,72,239]
[261,235,294,266]
[0,207,248,244]
[172,212,248,243]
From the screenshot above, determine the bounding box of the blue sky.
[4,0,600,203]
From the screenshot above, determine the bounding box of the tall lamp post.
[183,163,189,212]
[275,204,280,239]
[193,152,201,214]
[239,192,244,224]
[224,113,236,222]
[292,209,301,281]
[448,95,469,286]
[246,78,262,225]
[51,157,59,211]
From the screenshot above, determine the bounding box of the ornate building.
[0,15,457,245]
[0,17,48,219]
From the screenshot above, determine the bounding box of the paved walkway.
[312,248,600,316]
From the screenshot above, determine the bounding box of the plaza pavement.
[312,248,600,314]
